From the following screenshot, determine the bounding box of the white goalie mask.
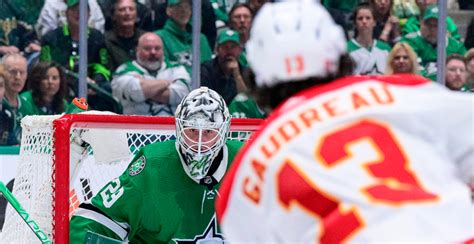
[175,87,231,182]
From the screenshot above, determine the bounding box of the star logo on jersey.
[174,51,192,67]
[361,63,383,75]
[129,156,146,176]
[173,215,224,244]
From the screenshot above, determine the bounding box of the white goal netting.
[0,113,261,243]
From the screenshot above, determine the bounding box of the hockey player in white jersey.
[216,1,474,243]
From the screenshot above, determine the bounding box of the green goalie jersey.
[70,139,243,243]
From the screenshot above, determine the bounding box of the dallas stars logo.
[129,156,146,176]
[173,216,224,243]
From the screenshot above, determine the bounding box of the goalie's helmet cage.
[246,0,347,87]
[175,87,231,182]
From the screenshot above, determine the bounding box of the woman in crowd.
[348,3,391,75]
[21,62,68,115]
[369,0,401,45]
[385,42,419,74]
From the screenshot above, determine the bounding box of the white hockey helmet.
[246,0,347,87]
[175,87,231,182]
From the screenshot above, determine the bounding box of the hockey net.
[0,113,262,243]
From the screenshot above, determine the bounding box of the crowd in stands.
[0,0,473,146]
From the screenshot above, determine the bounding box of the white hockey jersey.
[217,74,474,243]
[112,61,191,116]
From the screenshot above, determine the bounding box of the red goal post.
[1,113,262,243]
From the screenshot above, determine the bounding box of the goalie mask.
[175,87,231,182]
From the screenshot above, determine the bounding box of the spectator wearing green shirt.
[21,62,68,115]
[155,0,212,81]
[401,4,466,81]
[402,0,460,40]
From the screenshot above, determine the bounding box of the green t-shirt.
[70,140,243,243]
[402,16,460,41]
[402,32,466,80]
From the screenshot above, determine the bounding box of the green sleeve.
[39,45,52,62]
[401,17,419,36]
[200,34,213,63]
[210,0,229,23]
[70,150,147,243]
[447,17,460,41]
[155,30,171,63]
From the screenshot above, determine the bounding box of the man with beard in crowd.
[111,32,190,116]
[201,29,247,105]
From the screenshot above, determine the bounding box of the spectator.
[201,29,247,105]
[0,64,18,146]
[385,42,419,74]
[369,0,401,45]
[40,0,112,110]
[465,17,474,50]
[36,0,105,38]
[21,62,68,115]
[0,1,42,57]
[445,54,469,91]
[112,32,190,116]
[465,48,474,89]
[228,3,253,67]
[153,0,217,51]
[155,0,213,81]
[98,0,154,32]
[348,3,391,75]
[104,0,145,71]
[402,4,466,81]
[402,0,460,41]
[1,53,28,145]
